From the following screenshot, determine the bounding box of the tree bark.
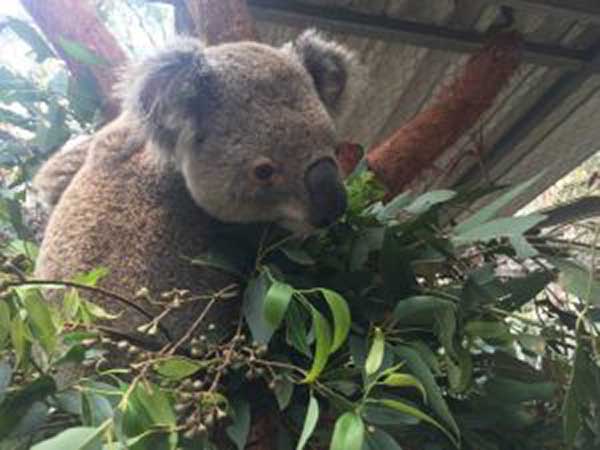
[20,0,127,119]
[184,0,258,45]
[367,31,523,197]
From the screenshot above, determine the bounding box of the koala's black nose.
[305,158,347,228]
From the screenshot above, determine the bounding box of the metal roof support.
[478,0,600,25]
[247,0,594,71]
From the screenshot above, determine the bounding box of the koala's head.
[120,30,360,233]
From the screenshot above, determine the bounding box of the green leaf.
[499,270,554,311]
[72,268,109,286]
[273,376,295,411]
[5,17,54,62]
[0,376,56,439]
[392,345,459,439]
[281,247,315,265]
[319,289,351,353]
[465,321,512,342]
[404,190,456,215]
[381,373,427,402]
[304,307,333,383]
[296,395,319,450]
[32,426,104,450]
[286,301,312,357]
[509,235,538,258]
[392,296,455,325]
[373,399,458,447]
[122,382,177,450]
[0,301,10,349]
[392,296,457,358]
[550,257,600,305]
[35,100,71,152]
[264,281,295,330]
[365,328,385,376]
[361,403,418,426]
[563,340,586,448]
[485,377,556,403]
[452,215,546,246]
[243,272,275,345]
[363,428,403,450]
[330,412,364,450]
[226,399,251,450]
[154,357,206,380]
[376,191,413,222]
[191,251,244,278]
[16,288,57,354]
[57,37,109,66]
[10,315,29,368]
[0,360,12,404]
[80,391,114,427]
[455,174,544,234]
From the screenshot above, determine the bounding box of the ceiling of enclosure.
[249,0,600,212]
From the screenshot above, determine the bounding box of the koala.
[34,30,360,345]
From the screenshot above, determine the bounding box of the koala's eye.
[253,160,276,182]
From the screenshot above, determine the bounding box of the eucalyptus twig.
[208,317,244,392]
[165,283,237,356]
[2,278,172,341]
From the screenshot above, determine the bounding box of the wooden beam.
[247,0,592,71]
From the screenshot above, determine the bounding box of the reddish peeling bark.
[20,0,127,119]
[367,31,523,196]
[185,0,258,45]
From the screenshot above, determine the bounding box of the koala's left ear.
[286,29,361,117]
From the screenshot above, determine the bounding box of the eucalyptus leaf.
[296,395,319,450]
[363,428,403,450]
[372,399,458,447]
[452,215,546,247]
[154,357,206,380]
[58,37,109,66]
[273,376,295,411]
[0,376,56,439]
[404,190,456,215]
[264,281,295,330]
[5,18,54,62]
[318,289,351,353]
[365,328,385,376]
[304,307,333,383]
[32,426,104,450]
[226,399,250,450]
[0,360,12,404]
[243,272,275,345]
[381,373,427,402]
[392,345,459,439]
[454,174,544,234]
[550,257,600,305]
[330,412,365,450]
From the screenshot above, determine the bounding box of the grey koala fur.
[34,30,361,345]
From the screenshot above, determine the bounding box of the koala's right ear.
[118,38,217,156]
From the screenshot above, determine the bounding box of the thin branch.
[4,278,172,340]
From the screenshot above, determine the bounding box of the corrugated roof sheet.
[253,0,600,211]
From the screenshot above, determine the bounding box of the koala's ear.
[286,29,360,117]
[118,38,216,155]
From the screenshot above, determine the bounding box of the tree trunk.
[20,0,127,119]
[185,0,258,45]
[367,31,523,196]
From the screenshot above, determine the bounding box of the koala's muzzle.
[305,158,347,228]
